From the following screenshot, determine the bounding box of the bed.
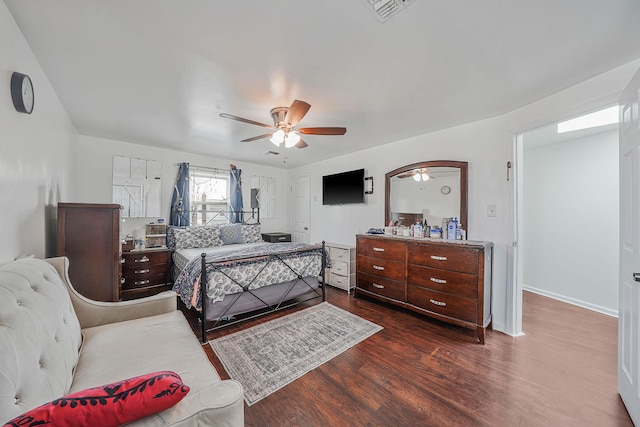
[169,222,327,342]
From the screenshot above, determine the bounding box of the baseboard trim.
[522,286,618,318]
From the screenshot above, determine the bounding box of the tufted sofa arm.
[46,257,177,329]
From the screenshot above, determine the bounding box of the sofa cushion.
[3,371,189,427]
[71,311,227,425]
[0,258,82,422]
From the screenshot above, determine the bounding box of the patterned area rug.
[209,302,383,406]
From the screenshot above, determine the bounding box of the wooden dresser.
[121,249,172,300]
[356,234,493,343]
[56,203,122,302]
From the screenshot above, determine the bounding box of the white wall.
[73,135,290,239]
[0,3,77,263]
[523,129,619,315]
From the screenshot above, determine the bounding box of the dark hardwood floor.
[183,288,633,426]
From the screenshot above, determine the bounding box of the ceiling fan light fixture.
[413,174,421,182]
[422,173,429,181]
[284,131,301,148]
[270,129,285,146]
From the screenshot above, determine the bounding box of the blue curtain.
[170,163,190,226]
[229,164,244,223]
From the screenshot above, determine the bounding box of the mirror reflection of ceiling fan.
[219,99,346,149]
[396,168,436,182]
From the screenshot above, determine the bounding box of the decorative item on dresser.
[56,203,122,302]
[355,234,493,343]
[121,248,172,300]
[324,242,356,293]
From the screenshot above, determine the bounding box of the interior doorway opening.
[514,105,620,334]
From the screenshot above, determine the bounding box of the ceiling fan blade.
[295,138,308,149]
[298,127,347,135]
[220,113,276,130]
[285,100,311,126]
[241,133,273,142]
[396,172,413,179]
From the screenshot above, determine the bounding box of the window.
[189,168,229,225]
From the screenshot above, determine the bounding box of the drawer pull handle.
[373,265,385,271]
[121,258,125,264]
[430,277,447,284]
[372,283,385,289]
[373,247,385,252]
[135,256,150,263]
[134,280,150,285]
[430,255,447,261]
[429,299,447,307]
[135,269,150,274]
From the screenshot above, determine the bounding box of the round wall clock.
[10,72,34,114]
[441,185,451,195]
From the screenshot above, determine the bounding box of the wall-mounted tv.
[322,168,365,205]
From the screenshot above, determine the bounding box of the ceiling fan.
[219,99,346,149]
[396,168,436,182]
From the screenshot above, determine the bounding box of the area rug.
[209,302,383,405]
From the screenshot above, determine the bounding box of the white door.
[619,67,640,425]
[291,174,310,243]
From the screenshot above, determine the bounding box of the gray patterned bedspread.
[172,242,328,309]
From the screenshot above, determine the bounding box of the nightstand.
[261,232,292,243]
[121,248,172,300]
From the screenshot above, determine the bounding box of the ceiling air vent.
[263,150,280,156]
[361,0,416,23]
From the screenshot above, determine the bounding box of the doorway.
[515,106,620,333]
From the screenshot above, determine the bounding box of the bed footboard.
[199,241,327,343]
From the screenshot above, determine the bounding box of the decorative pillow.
[166,226,187,251]
[3,371,189,427]
[242,224,262,243]
[220,223,243,245]
[172,225,222,249]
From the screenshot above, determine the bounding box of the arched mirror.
[385,160,468,233]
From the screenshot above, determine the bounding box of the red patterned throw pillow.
[3,371,189,427]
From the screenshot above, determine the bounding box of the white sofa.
[0,256,244,426]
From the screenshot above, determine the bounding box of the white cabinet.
[324,242,356,293]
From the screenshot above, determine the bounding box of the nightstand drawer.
[122,250,170,266]
[330,260,349,276]
[121,273,168,290]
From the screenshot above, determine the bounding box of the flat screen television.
[322,168,365,205]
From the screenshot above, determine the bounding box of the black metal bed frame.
[198,241,327,343]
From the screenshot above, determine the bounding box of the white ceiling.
[6,0,640,168]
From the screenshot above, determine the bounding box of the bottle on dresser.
[447,217,456,240]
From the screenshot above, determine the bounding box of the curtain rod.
[176,163,227,173]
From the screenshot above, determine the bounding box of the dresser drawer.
[122,262,169,278]
[407,243,479,274]
[122,250,170,266]
[330,260,349,276]
[357,272,404,301]
[407,265,478,299]
[357,255,404,281]
[357,237,405,262]
[407,285,477,323]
